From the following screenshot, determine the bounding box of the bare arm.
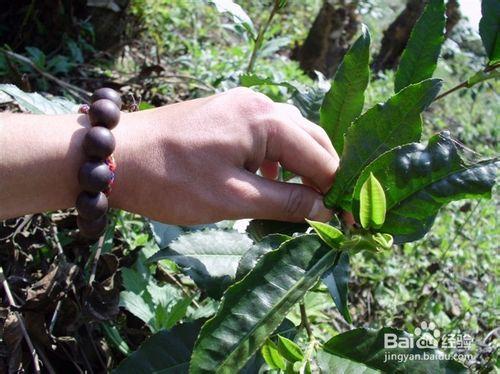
[0,88,338,224]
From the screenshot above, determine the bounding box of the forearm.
[0,103,189,221]
[0,88,336,225]
[0,112,90,219]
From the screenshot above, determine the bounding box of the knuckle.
[235,88,274,115]
[285,103,302,117]
[284,188,309,218]
[317,125,329,139]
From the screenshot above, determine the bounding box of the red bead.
[76,191,108,220]
[89,99,120,129]
[78,161,113,193]
[77,215,107,239]
[91,88,122,110]
[83,127,116,160]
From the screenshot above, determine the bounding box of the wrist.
[106,111,142,212]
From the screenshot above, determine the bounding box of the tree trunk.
[291,1,360,79]
[371,0,425,72]
[372,0,461,73]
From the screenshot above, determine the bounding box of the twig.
[49,300,63,335]
[483,327,499,344]
[2,50,90,101]
[0,266,41,373]
[32,342,57,374]
[0,214,34,241]
[299,302,313,339]
[157,265,200,308]
[88,234,105,285]
[433,81,468,101]
[50,223,65,258]
[246,0,281,74]
[433,62,500,101]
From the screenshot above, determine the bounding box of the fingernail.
[308,198,332,222]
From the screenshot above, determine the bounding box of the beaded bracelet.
[76,88,122,239]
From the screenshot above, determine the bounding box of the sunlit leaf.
[359,173,386,229]
[235,234,290,281]
[324,79,442,210]
[190,235,335,373]
[394,0,446,92]
[276,335,303,362]
[261,339,286,370]
[352,132,499,242]
[306,219,344,249]
[479,0,500,63]
[148,229,252,298]
[320,25,371,152]
[0,84,78,114]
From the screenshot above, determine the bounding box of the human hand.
[111,88,339,225]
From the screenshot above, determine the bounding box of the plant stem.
[88,234,105,285]
[299,302,313,339]
[246,1,280,74]
[2,49,89,100]
[0,266,41,373]
[433,62,500,101]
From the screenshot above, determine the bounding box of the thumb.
[235,171,332,222]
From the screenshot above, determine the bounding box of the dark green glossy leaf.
[479,0,500,63]
[320,26,371,152]
[246,219,308,242]
[235,234,291,281]
[359,173,386,229]
[189,235,335,373]
[324,79,442,210]
[261,339,286,370]
[148,229,252,298]
[321,252,351,323]
[291,85,326,123]
[317,350,377,374]
[352,132,499,242]
[323,327,467,373]
[394,0,446,92]
[113,321,203,374]
[276,335,304,362]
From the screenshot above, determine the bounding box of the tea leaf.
[359,173,386,229]
[479,0,500,63]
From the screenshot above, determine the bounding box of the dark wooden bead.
[77,215,107,239]
[78,161,113,193]
[83,127,116,160]
[88,99,120,129]
[91,88,122,110]
[76,191,108,220]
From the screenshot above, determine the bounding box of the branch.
[0,266,41,373]
[299,302,313,339]
[433,62,500,101]
[246,0,281,74]
[2,50,90,101]
[88,234,105,285]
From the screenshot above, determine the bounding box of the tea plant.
[112,0,499,373]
